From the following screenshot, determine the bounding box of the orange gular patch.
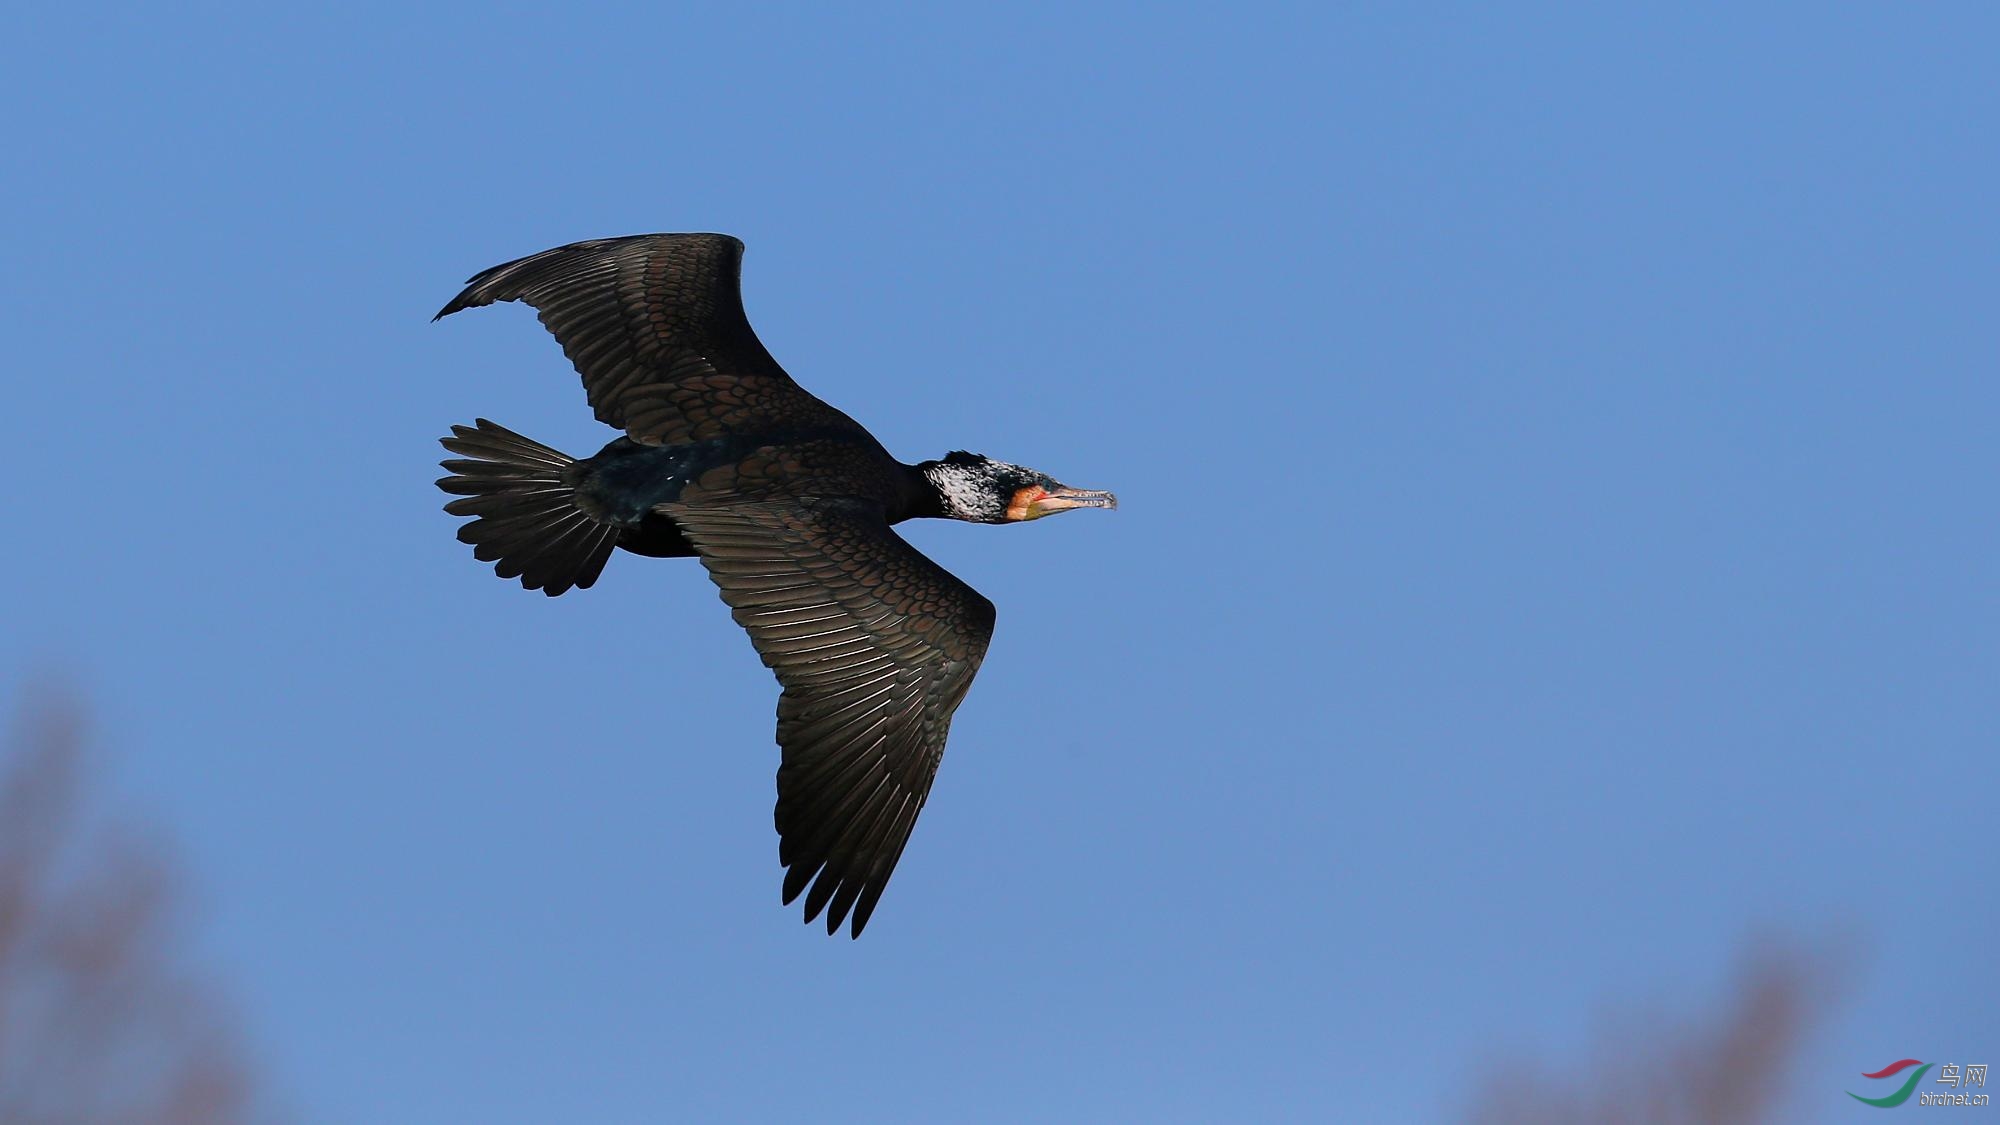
[1006,486,1049,521]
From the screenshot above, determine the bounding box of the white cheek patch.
[933,466,994,519]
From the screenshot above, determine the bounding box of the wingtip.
[786,878,869,938]
[434,281,492,320]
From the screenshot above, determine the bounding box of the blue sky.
[3,5,1993,1121]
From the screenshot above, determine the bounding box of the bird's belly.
[572,437,713,523]
[577,428,889,520]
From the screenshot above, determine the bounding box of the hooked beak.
[1014,486,1120,521]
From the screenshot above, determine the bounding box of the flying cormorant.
[432,233,1116,937]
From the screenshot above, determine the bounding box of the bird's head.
[919,451,1118,524]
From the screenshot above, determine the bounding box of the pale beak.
[1026,486,1119,518]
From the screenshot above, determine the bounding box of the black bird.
[432,234,1115,937]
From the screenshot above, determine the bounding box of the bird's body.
[433,234,1113,937]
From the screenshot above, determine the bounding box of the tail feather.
[436,419,618,596]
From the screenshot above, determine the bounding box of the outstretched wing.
[434,233,861,445]
[669,501,997,938]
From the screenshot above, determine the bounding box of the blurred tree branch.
[0,692,253,1125]
[1464,937,1838,1125]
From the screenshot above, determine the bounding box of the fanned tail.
[436,419,619,596]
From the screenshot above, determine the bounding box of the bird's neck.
[892,461,952,523]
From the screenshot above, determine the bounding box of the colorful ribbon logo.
[1849,1059,1931,1108]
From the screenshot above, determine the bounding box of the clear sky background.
[3,5,1993,1122]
